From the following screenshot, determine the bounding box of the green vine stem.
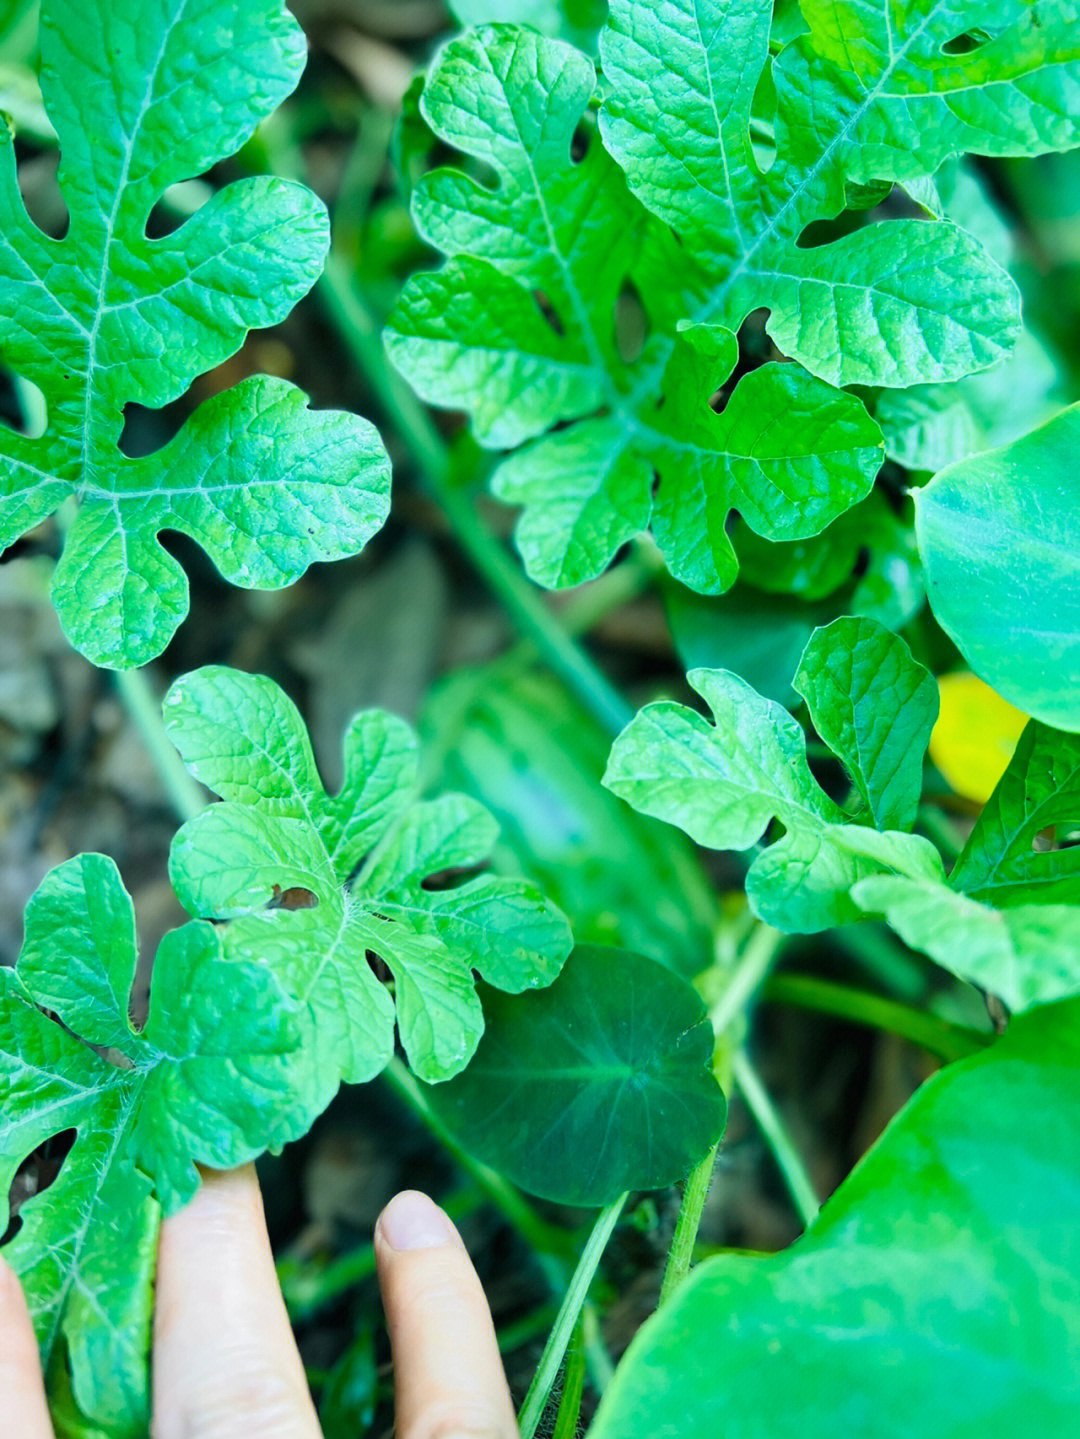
[762,973,992,1063]
[551,1321,587,1439]
[658,1140,719,1306]
[113,668,208,823]
[518,1194,628,1439]
[732,1048,821,1230]
[708,922,786,1038]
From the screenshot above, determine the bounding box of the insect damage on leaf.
[0,853,320,1437]
[385,2,1079,594]
[164,666,574,1087]
[0,0,391,669]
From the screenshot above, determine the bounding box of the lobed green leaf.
[603,662,942,933]
[387,3,1080,593]
[794,616,938,831]
[0,854,316,1434]
[0,0,390,667]
[165,666,573,1086]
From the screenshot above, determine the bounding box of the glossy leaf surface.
[915,403,1080,730]
[0,0,390,667]
[424,945,726,1205]
[591,998,1080,1439]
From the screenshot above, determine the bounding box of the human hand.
[0,1165,518,1438]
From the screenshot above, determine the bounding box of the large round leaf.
[425,945,726,1206]
[915,404,1080,730]
[589,997,1080,1439]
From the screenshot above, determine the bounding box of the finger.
[152,1164,321,1439]
[375,1191,518,1439]
[0,1254,56,1439]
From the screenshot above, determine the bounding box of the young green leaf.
[851,875,1080,1013]
[590,998,1080,1439]
[0,853,315,1435]
[734,491,924,628]
[0,0,390,668]
[385,22,882,593]
[948,721,1080,905]
[603,666,942,933]
[424,945,726,1205]
[793,617,938,831]
[164,666,573,1086]
[915,403,1080,730]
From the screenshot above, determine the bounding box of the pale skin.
[0,1166,519,1439]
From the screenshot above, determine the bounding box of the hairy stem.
[551,1322,587,1439]
[659,1141,719,1306]
[518,1195,627,1439]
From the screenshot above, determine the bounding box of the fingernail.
[377,1191,455,1251]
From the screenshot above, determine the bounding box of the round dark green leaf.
[425,945,726,1206]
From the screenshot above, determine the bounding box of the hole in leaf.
[941,29,995,55]
[420,864,486,893]
[0,367,47,438]
[614,282,648,363]
[795,209,870,249]
[725,308,782,394]
[570,118,594,165]
[4,1129,78,1243]
[532,290,566,337]
[268,884,320,911]
[365,948,392,984]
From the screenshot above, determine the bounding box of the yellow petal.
[929,672,1029,805]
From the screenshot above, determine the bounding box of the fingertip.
[153,1164,320,1439]
[376,1190,460,1253]
[0,1251,55,1439]
[375,1191,517,1439]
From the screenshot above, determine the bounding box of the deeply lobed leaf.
[853,714,1080,1010]
[603,627,943,933]
[0,854,317,1435]
[164,667,573,1086]
[0,0,390,667]
[387,3,1080,593]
